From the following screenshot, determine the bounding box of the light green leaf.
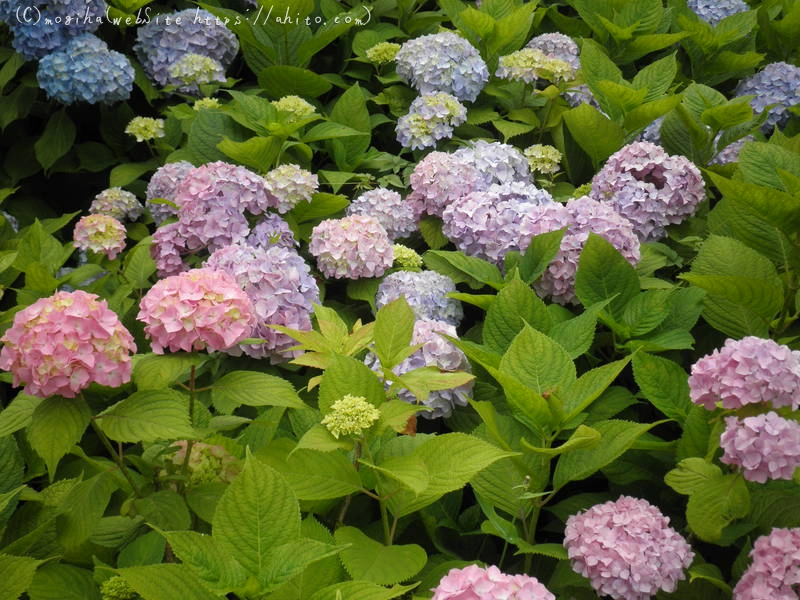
[28,396,91,478]
[665,458,722,495]
[517,228,566,285]
[0,393,42,437]
[309,581,414,600]
[374,298,415,369]
[632,353,692,422]
[423,250,504,290]
[522,425,600,457]
[131,353,209,391]
[57,473,116,550]
[0,553,41,600]
[548,300,608,359]
[686,474,750,541]
[96,390,194,443]
[562,358,631,421]
[259,539,345,592]
[563,104,625,168]
[360,455,429,495]
[133,490,191,531]
[159,530,247,593]
[335,527,426,585]
[212,371,306,414]
[27,564,100,600]
[118,564,225,600]
[217,136,282,172]
[500,325,576,395]
[318,355,386,414]
[258,66,332,98]
[484,277,551,353]
[574,233,640,321]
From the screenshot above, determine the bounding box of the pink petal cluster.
[89,187,144,222]
[590,141,705,241]
[719,412,800,483]
[146,160,194,225]
[564,496,694,600]
[407,151,483,219]
[0,290,136,398]
[263,163,318,213]
[346,187,417,240]
[309,215,393,279]
[137,268,256,354]
[73,214,127,260]
[432,564,555,600]
[688,336,800,411]
[733,527,800,600]
[245,213,298,250]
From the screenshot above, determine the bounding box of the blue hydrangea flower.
[395,31,488,102]
[134,8,239,89]
[454,140,531,187]
[7,0,105,60]
[687,0,749,25]
[10,16,67,60]
[396,92,467,150]
[376,270,463,326]
[37,34,134,104]
[735,62,800,132]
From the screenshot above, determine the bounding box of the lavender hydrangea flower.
[735,62,800,133]
[710,136,754,165]
[720,413,800,483]
[590,141,706,241]
[433,565,555,600]
[146,161,195,225]
[407,151,483,219]
[733,527,800,600]
[134,8,239,89]
[376,271,463,326]
[90,188,144,222]
[245,213,297,250]
[526,32,580,74]
[263,164,318,214]
[346,188,416,240]
[396,92,468,150]
[205,244,319,361]
[37,34,134,104]
[689,336,800,411]
[688,0,750,26]
[367,319,473,419]
[454,140,532,187]
[395,31,489,102]
[309,215,393,279]
[151,222,188,278]
[564,496,694,600]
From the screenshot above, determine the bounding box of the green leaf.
[483,277,551,353]
[686,474,750,542]
[423,250,504,290]
[738,141,800,191]
[96,390,194,443]
[329,84,371,169]
[631,52,677,101]
[212,371,306,414]
[574,233,640,321]
[0,553,41,600]
[27,565,99,600]
[660,104,713,164]
[28,396,91,478]
[302,122,367,143]
[318,355,386,414]
[109,160,160,188]
[34,109,76,171]
[290,192,349,223]
[57,473,116,551]
[517,229,566,284]
[500,324,575,395]
[688,563,732,594]
[122,243,156,287]
[522,425,600,457]
[360,455,429,495]
[294,424,353,453]
[620,289,673,337]
[561,358,631,421]
[335,527,426,585]
[553,419,661,490]
[259,539,345,592]
[217,136,282,172]
[0,393,42,437]
[492,119,536,142]
[514,542,569,560]
[213,454,300,575]
[118,531,166,567]
[377,401,424,435]
[748,485,800,529]
[418,216,449,250]
[548,300,607,359]
[309,581,414,600]
[134,490,191,531]
[258,66,333,98]
[665,458,722,495]
[374,298,415,369]
[632,353,692,422]
[563,104,625,168]
[118,564,224,600]
[132,353,209,391]
[159,530,247,593]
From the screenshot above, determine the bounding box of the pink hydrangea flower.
[432,564,555,600]
[89,187,143,222]
[73,214,127,260]
[408,151,483,219]
[688,336,800,411]
[346,187,417,240]
[720,413,800,483]
[150,221,189,278]
[309,215,393,279]
[564,496,694,600]
[137,268,256,353]
[0,290,136,398]
[733,527,800,600]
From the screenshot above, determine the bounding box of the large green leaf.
[258,539,344,592]
[686,474,750,542]
[57,473,116,551]
[632,353,692,422]
[318,355,386,414]
[34,109,75,171]
[574,233,640,321]
[257,66,332,98]
[0,553,41,600]
[563,104,625,167]
[96,390,195,443]
[131,353,209,391]
[118,564,224,600]
[423,250,504,290]
[160,530,248,593]
[212,371,306,413]
[483,277,551,353]
[373,298,415,369]
[500,325,576,395]
[309,581,414,600]
[27,565,99,600]
[561,358,631,421]
[0,393,42,437]
[335,527,425,585]
[28,396,91,478]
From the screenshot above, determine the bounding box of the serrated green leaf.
[632,353,692,422]
[212,371,306,414]
[96,390,194,443]
[500,324,575,395]
[335,527,426,585]
[0,553,41,600]
[118,564,224,600]
[259,539,345,592]
[548,300,608,359]
[35,109,75,171]
[318,355,386,414]
[563,104,625,168]
[218,136,282,172]
[57,473,116,551]
[522,425,600,456]
[0,393,42,437]
[517,228,566,285]
[562,358,631,421]
[665,458,722,495]
[134,489,191,531]
[132,353,209,391]
[28,396,91,479]
[294,424,353,453]
[360,454,429,495]
[27,564,99,600]
[374,298,415,369]
[686,474,750,541]
[309,581,415,600]
[574,233,640,321]
[484,277,551,353]
[159,530,248,593]
[423,251,504,290]
[258,66,332,98]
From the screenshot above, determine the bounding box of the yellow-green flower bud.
[393,244,423,269]
[366,42,401,65]
[125,117,165,142]
[321,394,381,439]
[271,95,317,119]
[524,144,562,175]
[194,98,221,111]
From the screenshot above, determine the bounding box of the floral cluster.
[309,215,393,279]
[719,413,800,483]
[395,31,489,102]
[407,151,483,219]
[396,92,468,150]
[271,95,317,118]
[432,565,555,600]
[145,161,195,225]
[345,188,416,240]
[0,290,136,398]
[366,42,400,65]
[455,141,532,187]
[321,395,381,439]
[735,62,800,133]
[524,144,562,175]
[193,97,221,110]
[137,268,256,354]
[496,48,574,84]
[125,117,166,143]
[245,213,297,250]
[167,53,225,88]
[89,188,143,222]
[168,440,240,487]
[393,244,423,269]
[564,496,694,600]
[687,0,750,26]
[526,32,581,74]
[376,271,463,326]
[73,214,127,260]
[263,163,319,213]
[100,576,141,600]
[733,527,800,600]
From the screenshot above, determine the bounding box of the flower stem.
[90,419,141,497]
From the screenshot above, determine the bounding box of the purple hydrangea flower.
[432,565,555,600]
[407,151,483,219]
[263,164,318,214]
[146,161,195,225]
[309,215,393,279]
[37,34,134,104]
[590,141,706,241]
[454,140,532,187]
[733,528,800,600]
[396,92,468,150]
[368,319,473,419]
[376,271,463,326]
[688,0,750,26]
[134,8,239,89]
[90,187,144,222]
[720,413,800,483]
[564,496,694,600]
[205,244,319,361]
[346,188,416,240]
[526,32,580,74]
[689,336,800,411]
[245,213,297,250]
[151,222,189,278]
[710,135,754,165]
[395,31,489,102]
[735,62,800,133]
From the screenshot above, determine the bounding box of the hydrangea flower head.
[432,564,555,600]
[146,161,195,225]
[688,336,800,411]
[564,496,694,600]
[321,395,380,439]
[169,440,240,487]
[733,527,800,600]
[10,17,68,60]
[454,140,532,187]
[590,141,705,241]
[0,290,136,398]
[735,62,800,132]
[125,117,165,143]
[37,34,134,105]
[100,576,140,600]
[73,214,127,260]
[526,32,580,74]
[395,31,489,102]
[366,42,401,64]
[496,48,573,84]
[346,188,416,240]
[7,0,105,59]
[393,244,423,269]
[90,188,144,222]
[193,98,221,111]
[720,413,800,483]
[710,135,753,165]
[205,244,319,361]
[263,164,318,214]
[688,0,750,26]
[309,215,393,279]
[245,213,297,250]
[396,92,467,150]
[376,271,463,326]
[150,222,188,278]
[408,151,483,219]
[168,53,225,87]
[271,95,316,118]
[137,268,256,353]
[524,144,562,175]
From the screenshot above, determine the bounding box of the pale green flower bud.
[321,394,381,439]
[524,144,563,175]
[393,244,423,269]
[194,98,221,111]
[271,95,317,119]
[366,42,401,65]
[125,117,165,142]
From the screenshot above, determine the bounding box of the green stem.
[336,441,362,527]
[380,497,392,545]
[523,502,543,573]
[179,366,198,493]
[90,419,141,497]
